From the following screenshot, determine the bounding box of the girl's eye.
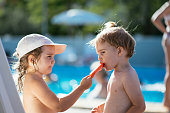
[47,56,52,59]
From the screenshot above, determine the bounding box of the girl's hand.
[80,76,92,90]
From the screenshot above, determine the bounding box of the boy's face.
[36,45,56,75]
[96,41,119,71]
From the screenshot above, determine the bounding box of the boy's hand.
[91,107,103,113]
[91,104,104,113]
[80,76,92,90]
[91,107,99,113]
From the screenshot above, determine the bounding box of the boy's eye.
[101,51,105,55]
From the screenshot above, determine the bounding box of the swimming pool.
[47,65,165,103]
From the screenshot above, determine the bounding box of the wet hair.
[89,21,135,58]
[13,47,42,93]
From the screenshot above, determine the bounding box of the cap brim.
[42,43,67,54]
[53,44,67,54]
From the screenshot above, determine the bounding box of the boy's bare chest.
[107,74,124,94]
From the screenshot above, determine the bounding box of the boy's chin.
[106,69,112,71]
[104,67,112,71]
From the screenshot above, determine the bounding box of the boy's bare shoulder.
[121,68,138,82]
[120,68,141,93]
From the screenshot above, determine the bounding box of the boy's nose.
[98,56,102,61]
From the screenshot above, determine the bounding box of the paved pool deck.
[62,98,169,113]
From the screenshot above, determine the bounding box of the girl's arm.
[31,76,92,112]
[58,76,92,111]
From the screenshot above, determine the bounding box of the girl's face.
[36,45,56,75]
[96,41,119,71]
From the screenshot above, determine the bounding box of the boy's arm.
[122,73,145,113]
[31,76,92,112]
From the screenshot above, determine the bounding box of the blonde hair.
[13,47,42,93]
[90,21,135,58]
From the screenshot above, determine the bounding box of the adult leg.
[162,34,170,110]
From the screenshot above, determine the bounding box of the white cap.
[15,34,67,59]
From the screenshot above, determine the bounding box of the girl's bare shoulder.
[25,73,44,85]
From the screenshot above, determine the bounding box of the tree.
[0,0,168,36]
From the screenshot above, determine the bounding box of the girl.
[13,34,92,113]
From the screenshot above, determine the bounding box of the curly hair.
[13,47,42,93]
[89,21,135,58]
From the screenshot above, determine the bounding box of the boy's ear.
[117,47,124,56]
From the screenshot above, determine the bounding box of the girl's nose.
[51,58,55,64]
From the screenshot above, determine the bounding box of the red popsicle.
[88,63,104,78]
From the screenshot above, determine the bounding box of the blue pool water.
[47,65,166,103]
